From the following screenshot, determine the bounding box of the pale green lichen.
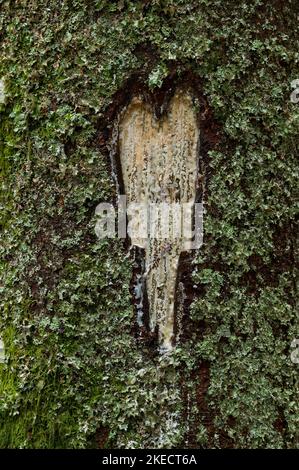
[0,0,298,449]
[0,79,5,104]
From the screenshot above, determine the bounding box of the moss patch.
[0,0,298,448]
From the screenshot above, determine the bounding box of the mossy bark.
[0,0,298,449]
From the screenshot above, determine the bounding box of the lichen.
[0,0,298,449]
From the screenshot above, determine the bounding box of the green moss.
[0,0,298,449]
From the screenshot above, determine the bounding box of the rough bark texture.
[0,0,298,449]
